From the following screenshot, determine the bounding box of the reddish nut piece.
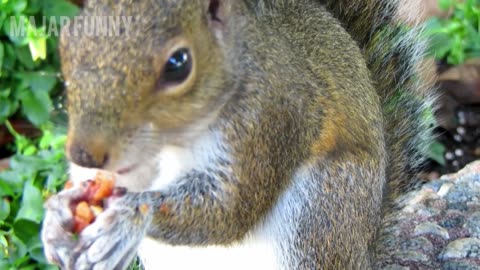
[73,216,90,234]
[65,172,116,234]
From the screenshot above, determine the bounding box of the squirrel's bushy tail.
[322,0,436,199]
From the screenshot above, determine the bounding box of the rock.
[465,212,480,237]
[442,260,480,270]
[438,183,454,197]
[439,238,480,260]
[440,215,465,229]
[381,265,410,270]
[401,237,434,253]
[375,161,480,269]
[394,250,430,263]
[414,222,450,239]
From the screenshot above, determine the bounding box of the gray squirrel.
[41,0,435,269]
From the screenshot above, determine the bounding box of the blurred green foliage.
[0,0,78,269]
[424,0,480,165]
[0,122,67,269]
[0,0,78,126]
[426,0,480,65]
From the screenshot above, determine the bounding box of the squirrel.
[41,0,435,269]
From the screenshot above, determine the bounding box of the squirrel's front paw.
[42,190,151,270]
[42,187,84,268]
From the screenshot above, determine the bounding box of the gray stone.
[440,215,465,229]
[442,260,480,270]
[381,265,410,270]
[449,202,469,211]
[445,187,469,204]
[401,237,434,253]
[417,207,441,217]
[439,238,480,260]
[414,222,450,239]
[393,250,430,263]
[465,212,480,238]
[423,180,448,193]
[376,162,480,268]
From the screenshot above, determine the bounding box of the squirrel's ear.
[205,0,231,28]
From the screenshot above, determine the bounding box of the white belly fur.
[138,229,278,270]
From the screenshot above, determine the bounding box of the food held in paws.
[64,172,115,234]
[73,201,94,233]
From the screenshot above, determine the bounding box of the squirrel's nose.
[68,143,109,169]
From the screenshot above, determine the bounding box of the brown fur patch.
[311,112,343,156]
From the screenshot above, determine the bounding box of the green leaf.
[0,234,8,248]
[2,43,17,70]
[15,45,37,69]
[0,11,6,30]
[20,89,53,126]
[0,199,11,221]
[40,132,66,150]
[27,239,48,264]
[427,141,447,166]
[15,72,58,93]
[0,0,28,13]
[12,0,28,13]
[0,259,9,268]
[3,16,29,46]
[29,38,47,61]
[43,265,60,270]
[10,155,46,173]
[8,235,28,263]
[5,120,35,154]
[0,98,12,123]
[15,181,44,223]
[439,0,454,10]
[19,265,37,270]
[25,0,42,14]
[0,42,4,76]
[42,0,80,18]
[13,220,40,245]
[0,88,10,98]
[0,171,23,196]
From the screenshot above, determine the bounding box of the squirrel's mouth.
[116,164,138,175]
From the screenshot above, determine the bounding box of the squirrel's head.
[61,0,246,176]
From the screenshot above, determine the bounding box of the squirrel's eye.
[163,48,192,83]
